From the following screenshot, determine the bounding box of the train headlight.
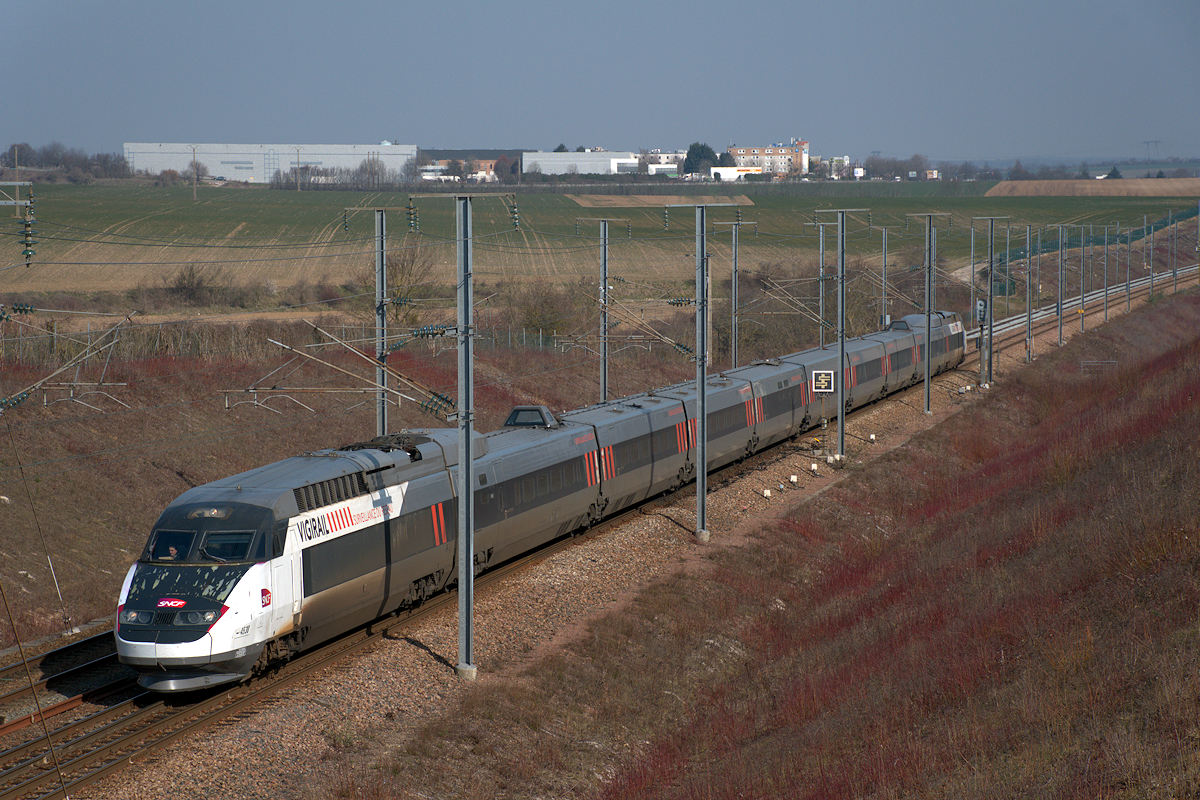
[119,609,153,625]
[177,609,223,626]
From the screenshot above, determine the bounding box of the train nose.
[115,628,214,667]
[153,633,214,665]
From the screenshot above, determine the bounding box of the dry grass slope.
[323,290,1200,799]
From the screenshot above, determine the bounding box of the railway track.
[0,499,659,800]
[1,262,1193,799]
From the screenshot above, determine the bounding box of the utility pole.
[1127,223,1133,311]
[1145,215,1153,296]
[730,221,739,368]
[576,217,629,402]
[1025,225,1033,363]
[191,145,198,202]
[601,219,609,401]
[1035,227,1042,314]
[455,196,477,681]
[804,221,839,349]
[713,219,757,368]
[818,208,869,448]
[974,216,1008,382]
[695,206,710,542]
[840,212,850,443]
[668,202,736,543]
[1170,209,1177,292]
[296,146,302,192]
[931,227,938,311]
[1005,223,1011,317]
[1103,223,1116,323]
[1149,214,1155,291]
[987,221,995,384]
[819,223,826,349]
[880,226,889,327]
[396,193,512,682]
[1050,224,1067,346]
[969,225,975,325]
[375,210,388,437]
[1080,225,1087,333]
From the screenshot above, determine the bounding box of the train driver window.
[151,530,195,561]
[200,531,254,562]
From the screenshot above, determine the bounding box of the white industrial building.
[122,142,418,183]
[521,150,639,175]
[710,166,763,181]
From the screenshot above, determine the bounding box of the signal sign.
[812,370,834,393]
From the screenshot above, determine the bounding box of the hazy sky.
[10,0,1199,163]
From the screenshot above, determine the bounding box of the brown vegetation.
[321,290,1200,798]
[0,310,700,645]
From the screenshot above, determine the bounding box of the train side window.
[537,472,549,497]
[522,476,535,506]
[551,467,562,493]
[270,521,287,559]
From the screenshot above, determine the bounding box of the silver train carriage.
[115,312,965,691]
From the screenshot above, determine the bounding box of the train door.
[269,544,301,636]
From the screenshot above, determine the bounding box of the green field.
[4,181,1196,296]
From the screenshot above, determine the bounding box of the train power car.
[115,312,965,691]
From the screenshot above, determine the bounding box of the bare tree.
[400,156,419,184]
[357,233,437,328]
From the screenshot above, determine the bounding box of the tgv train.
[115,312,965,691]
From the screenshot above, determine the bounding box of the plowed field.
[986,177,1200,196]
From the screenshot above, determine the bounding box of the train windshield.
[126,563,251,606]
[142,502,274,564]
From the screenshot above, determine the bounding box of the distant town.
[2,139,1197,188]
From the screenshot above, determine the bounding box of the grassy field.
[4,182,1196,296]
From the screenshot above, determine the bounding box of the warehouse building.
[122,142,418,183]
[521,149,639,175]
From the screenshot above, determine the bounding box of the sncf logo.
[157,598,186,608]
[261,589,272,607]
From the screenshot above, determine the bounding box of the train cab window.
[151,530,195,561]
[199,531,254,562]
[142,502,274,564]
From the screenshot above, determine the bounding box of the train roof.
[890,311,957,331]
[163,314,968,521]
